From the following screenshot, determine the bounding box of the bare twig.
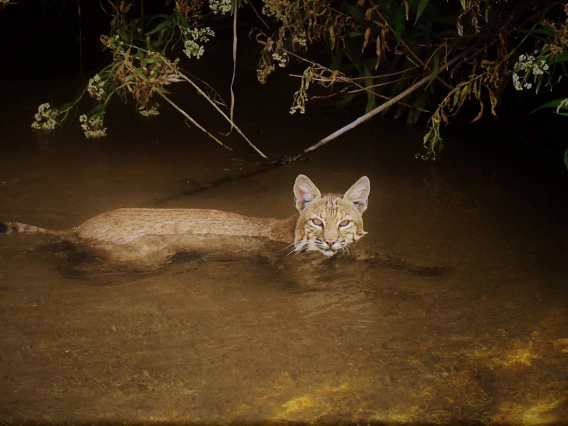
[158,91,234,151]
[374,8,454,90]
[287,52,425,110]
[291,72,430,113]
[291,75,432,160]
[176,73,269,159]
[229,0,238,131]
[291,48,474,160]
[244,0,270,30]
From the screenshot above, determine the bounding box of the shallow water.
[1,71,567,425]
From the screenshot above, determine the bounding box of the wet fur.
[1,175,370,268]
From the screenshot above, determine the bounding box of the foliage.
[15,0,568,162]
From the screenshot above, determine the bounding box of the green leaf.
[394,102,406,120]
[517,26,556,37]
[59,101,75,111]
[363,62,377,113]
[343,3,366,25]
[147,16,173,35]
[86,104,105,117]
[330,49,344,70]
[414,0,430,25]
[426,53,440,88]
[550,51,568,63]
[530,98,568,114]
[118,29,130,43]
[394,6,405,44]
[459,0,466,9]
[408,91,428,124]
[335,93,357,109]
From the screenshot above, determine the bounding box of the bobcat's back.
[1,174,370,266]
[75,208,282,244]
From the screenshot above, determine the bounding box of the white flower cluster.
[138,105,160,117]
[209,0,231,15]
[290,68,313,114]
[184,40,205,59]
[290,96,306,114]
[87,74,105,101]
[512,52,550,91]
[79,114,107,139]
[31,103,59,132]
[292,31,307,48]
[257,64,275,84]
[261,0,278,17]
[512,73,528,90]
[183,27,215,59]
[272,52,288,67]
[515,54,549,75]
[261,0,291,21]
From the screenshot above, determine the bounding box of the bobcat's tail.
[0,222,58,236]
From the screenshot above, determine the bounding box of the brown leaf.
[381,27,390,51]
[362,27,371,53]
[471,100,484,123]
[330,70,339,85]
[330,26,335,50]
[487,87,498,117]
[375,35,382,70]
[440,107,449,125]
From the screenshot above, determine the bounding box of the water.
[1,72,567,424]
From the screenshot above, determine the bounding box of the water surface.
[1,75,567,424]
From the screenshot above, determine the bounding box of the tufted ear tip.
[293,175,322,213]
[344,176,371,214]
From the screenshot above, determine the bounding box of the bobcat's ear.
[343,176,370,214]
[294,174,322,213]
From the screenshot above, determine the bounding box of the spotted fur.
[0,175,370,264]
[293,175,370,256]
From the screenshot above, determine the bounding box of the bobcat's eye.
[312,218,323,227]
[339,219,350,227]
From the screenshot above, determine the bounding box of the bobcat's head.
[293,174,370,256]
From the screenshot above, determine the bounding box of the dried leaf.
[362,27,371,53]
[452,86,461,108]
[433,113,441,126]
[381,27,389,51]
[329,70,339,85]
[458,84,470,109]
[440,107,449,125]
[471,100,484,123]
[375,35,382,70]
[487,87,498,116]
[329,26,335,50]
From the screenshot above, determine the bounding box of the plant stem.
[292,48,474,160]
[158,91,234,151]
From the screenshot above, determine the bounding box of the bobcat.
[1,175,370,267]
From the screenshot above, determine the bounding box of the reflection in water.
[0,83,567,424]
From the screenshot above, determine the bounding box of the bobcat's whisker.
[278,242,296,254]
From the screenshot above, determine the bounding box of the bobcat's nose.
[325,238,336,247]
